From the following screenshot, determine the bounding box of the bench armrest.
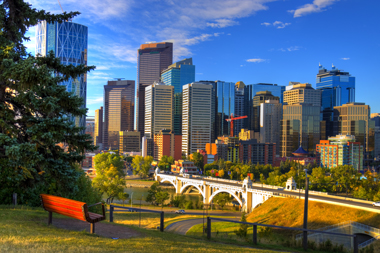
[88,202,102,208]
[87,202,106,219]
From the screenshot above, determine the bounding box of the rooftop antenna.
[114,78,125,81]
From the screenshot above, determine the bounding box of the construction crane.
[57,0,72,21]
[225,114,247,137]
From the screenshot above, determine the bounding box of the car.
[373,202,380,207]
[175,209,185,214]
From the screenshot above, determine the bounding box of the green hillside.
[0,205,283,253]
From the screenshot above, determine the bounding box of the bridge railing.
[206,217,359,253]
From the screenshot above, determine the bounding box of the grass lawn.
[0,205,286,253]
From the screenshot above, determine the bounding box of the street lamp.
[139,194,143,228]
[130,192,133,208]
[302,168,309,251]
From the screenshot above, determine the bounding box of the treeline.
[204,159,380,201]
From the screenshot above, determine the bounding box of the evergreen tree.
[0,0,96,205]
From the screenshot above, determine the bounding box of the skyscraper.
[234,81,245,136]
[260,100,282,155]
[316,64,355,138]
[136,42,173,136]
[281,84,321,156]
[252,91,280,133]
[144,82,174,138]
[333,102,375,158]
[199,81,235,140]
[161,58,195,134]
[94,106,103,148]
[36,21,88,129]
[119,131,141,153]
[182,83,213,157]
[244,83,285,131]
[104,80,135,150]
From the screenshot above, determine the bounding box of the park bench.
[40,194,105,234]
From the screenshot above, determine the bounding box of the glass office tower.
[104,80,135,150]
[316,64,355,138]
[234,81,245,137]
[244,83,285,131]
[199,81,235,141]
[36,21,88,129]
[136,42,173,136]
[161,58,195,134]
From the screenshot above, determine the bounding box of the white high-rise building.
[260,100,282,155]
[182,83,213,157]
[144,81,174,138]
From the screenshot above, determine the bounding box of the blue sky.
[25,0,380,117]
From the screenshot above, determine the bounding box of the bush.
[185,200,194,209]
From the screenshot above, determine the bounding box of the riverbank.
[125,179,174,189]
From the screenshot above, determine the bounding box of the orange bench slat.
[41,194,86,206]
[45,207,86,221]
[44,203,86,221]
[42,199,83,212]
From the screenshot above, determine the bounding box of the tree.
[235,212,248,238]
[0,1,96,206]
[145,182,162,205]
[155,191,170,210]
[158,155,174,171]
[117,192,129,206]
[93,164,125,203]
[213,193,232,210]
[132,155,153,178]
[191,152,204,172]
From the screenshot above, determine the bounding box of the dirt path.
[51,218,142,239]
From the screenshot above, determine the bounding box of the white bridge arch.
[155,173,273,213]
[180,183,205,199]
[209,189,243,207]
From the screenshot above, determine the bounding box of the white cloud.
[261,21,291,29]
[27,0,132,20]
[246,58,267,63]
[207,19,239,28]
[289,0,338,18]
[341,57,350,60]
[87,96,103,105]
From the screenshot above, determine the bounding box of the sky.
[25,0,380,117]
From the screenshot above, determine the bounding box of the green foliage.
[125,156,134,163]
[117,192,129,206]
[191,152,204,171]
[170,195,186,208]
[234,212,248,238]
[92,152,126,203]
[158,155,174,170]
[131,155,153,178]
[0,1,96,205]
[145,182,162,205]
[213,193,232,210]
[155,191,170,210]
[184,200,194,209]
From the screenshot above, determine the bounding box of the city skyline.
[26,0,380,117]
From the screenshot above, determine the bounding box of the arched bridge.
[155,173,272,213]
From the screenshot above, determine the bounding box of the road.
[166,217,241,235]
[174,175,380,213]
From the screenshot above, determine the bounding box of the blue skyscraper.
[316,64,355,137]
[36,21,88,129]
[161,58,195,93]
[161,58,195,134]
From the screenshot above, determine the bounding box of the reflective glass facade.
[136,42,173,135]
[199,81,235,140]
[333,103,374,158]
[244,83,285,130]
[104,80,135,150]
[161,58,195,134]
[316,64,355,137]
[36,21,88,129]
